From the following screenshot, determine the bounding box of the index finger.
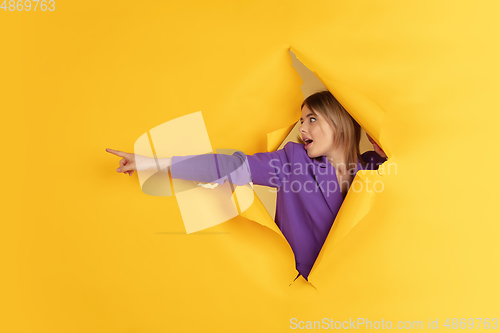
[106,148,127,157]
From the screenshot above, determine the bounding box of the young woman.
[106,91,386,280]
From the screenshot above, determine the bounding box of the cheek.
[318,125,330,137]
[322,128,335,142]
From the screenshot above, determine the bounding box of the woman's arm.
[169,152,252,186]
[169,142,294,188]
[148,157,172,172]
[107,142,294,188]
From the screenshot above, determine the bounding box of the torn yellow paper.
[8,0,500,332]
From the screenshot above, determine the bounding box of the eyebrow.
[300,113,315,121]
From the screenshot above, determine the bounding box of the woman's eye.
[310,117,316,122]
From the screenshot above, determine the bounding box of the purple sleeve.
[170,142,293,188]
[244,142,292,187]
[361,151,387,170]
[170,152,250,186]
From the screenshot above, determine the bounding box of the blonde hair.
[297,90,366,176]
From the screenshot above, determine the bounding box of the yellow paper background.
[3,0,500,332]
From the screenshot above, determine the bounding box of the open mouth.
[304,139,313,149]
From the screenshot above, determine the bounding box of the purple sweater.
[170,142,386,280]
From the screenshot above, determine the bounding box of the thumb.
[117,163,135,173]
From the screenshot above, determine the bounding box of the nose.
[299,122,306,134]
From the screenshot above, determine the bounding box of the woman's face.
[299,105,337,159]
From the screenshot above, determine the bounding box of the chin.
[307,150,318,158]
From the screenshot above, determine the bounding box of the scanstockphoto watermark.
[290,318,424,330]
[267,159,398,177]
[269,177,385,194]
[266,159,397,194]
[290,317,499,330]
